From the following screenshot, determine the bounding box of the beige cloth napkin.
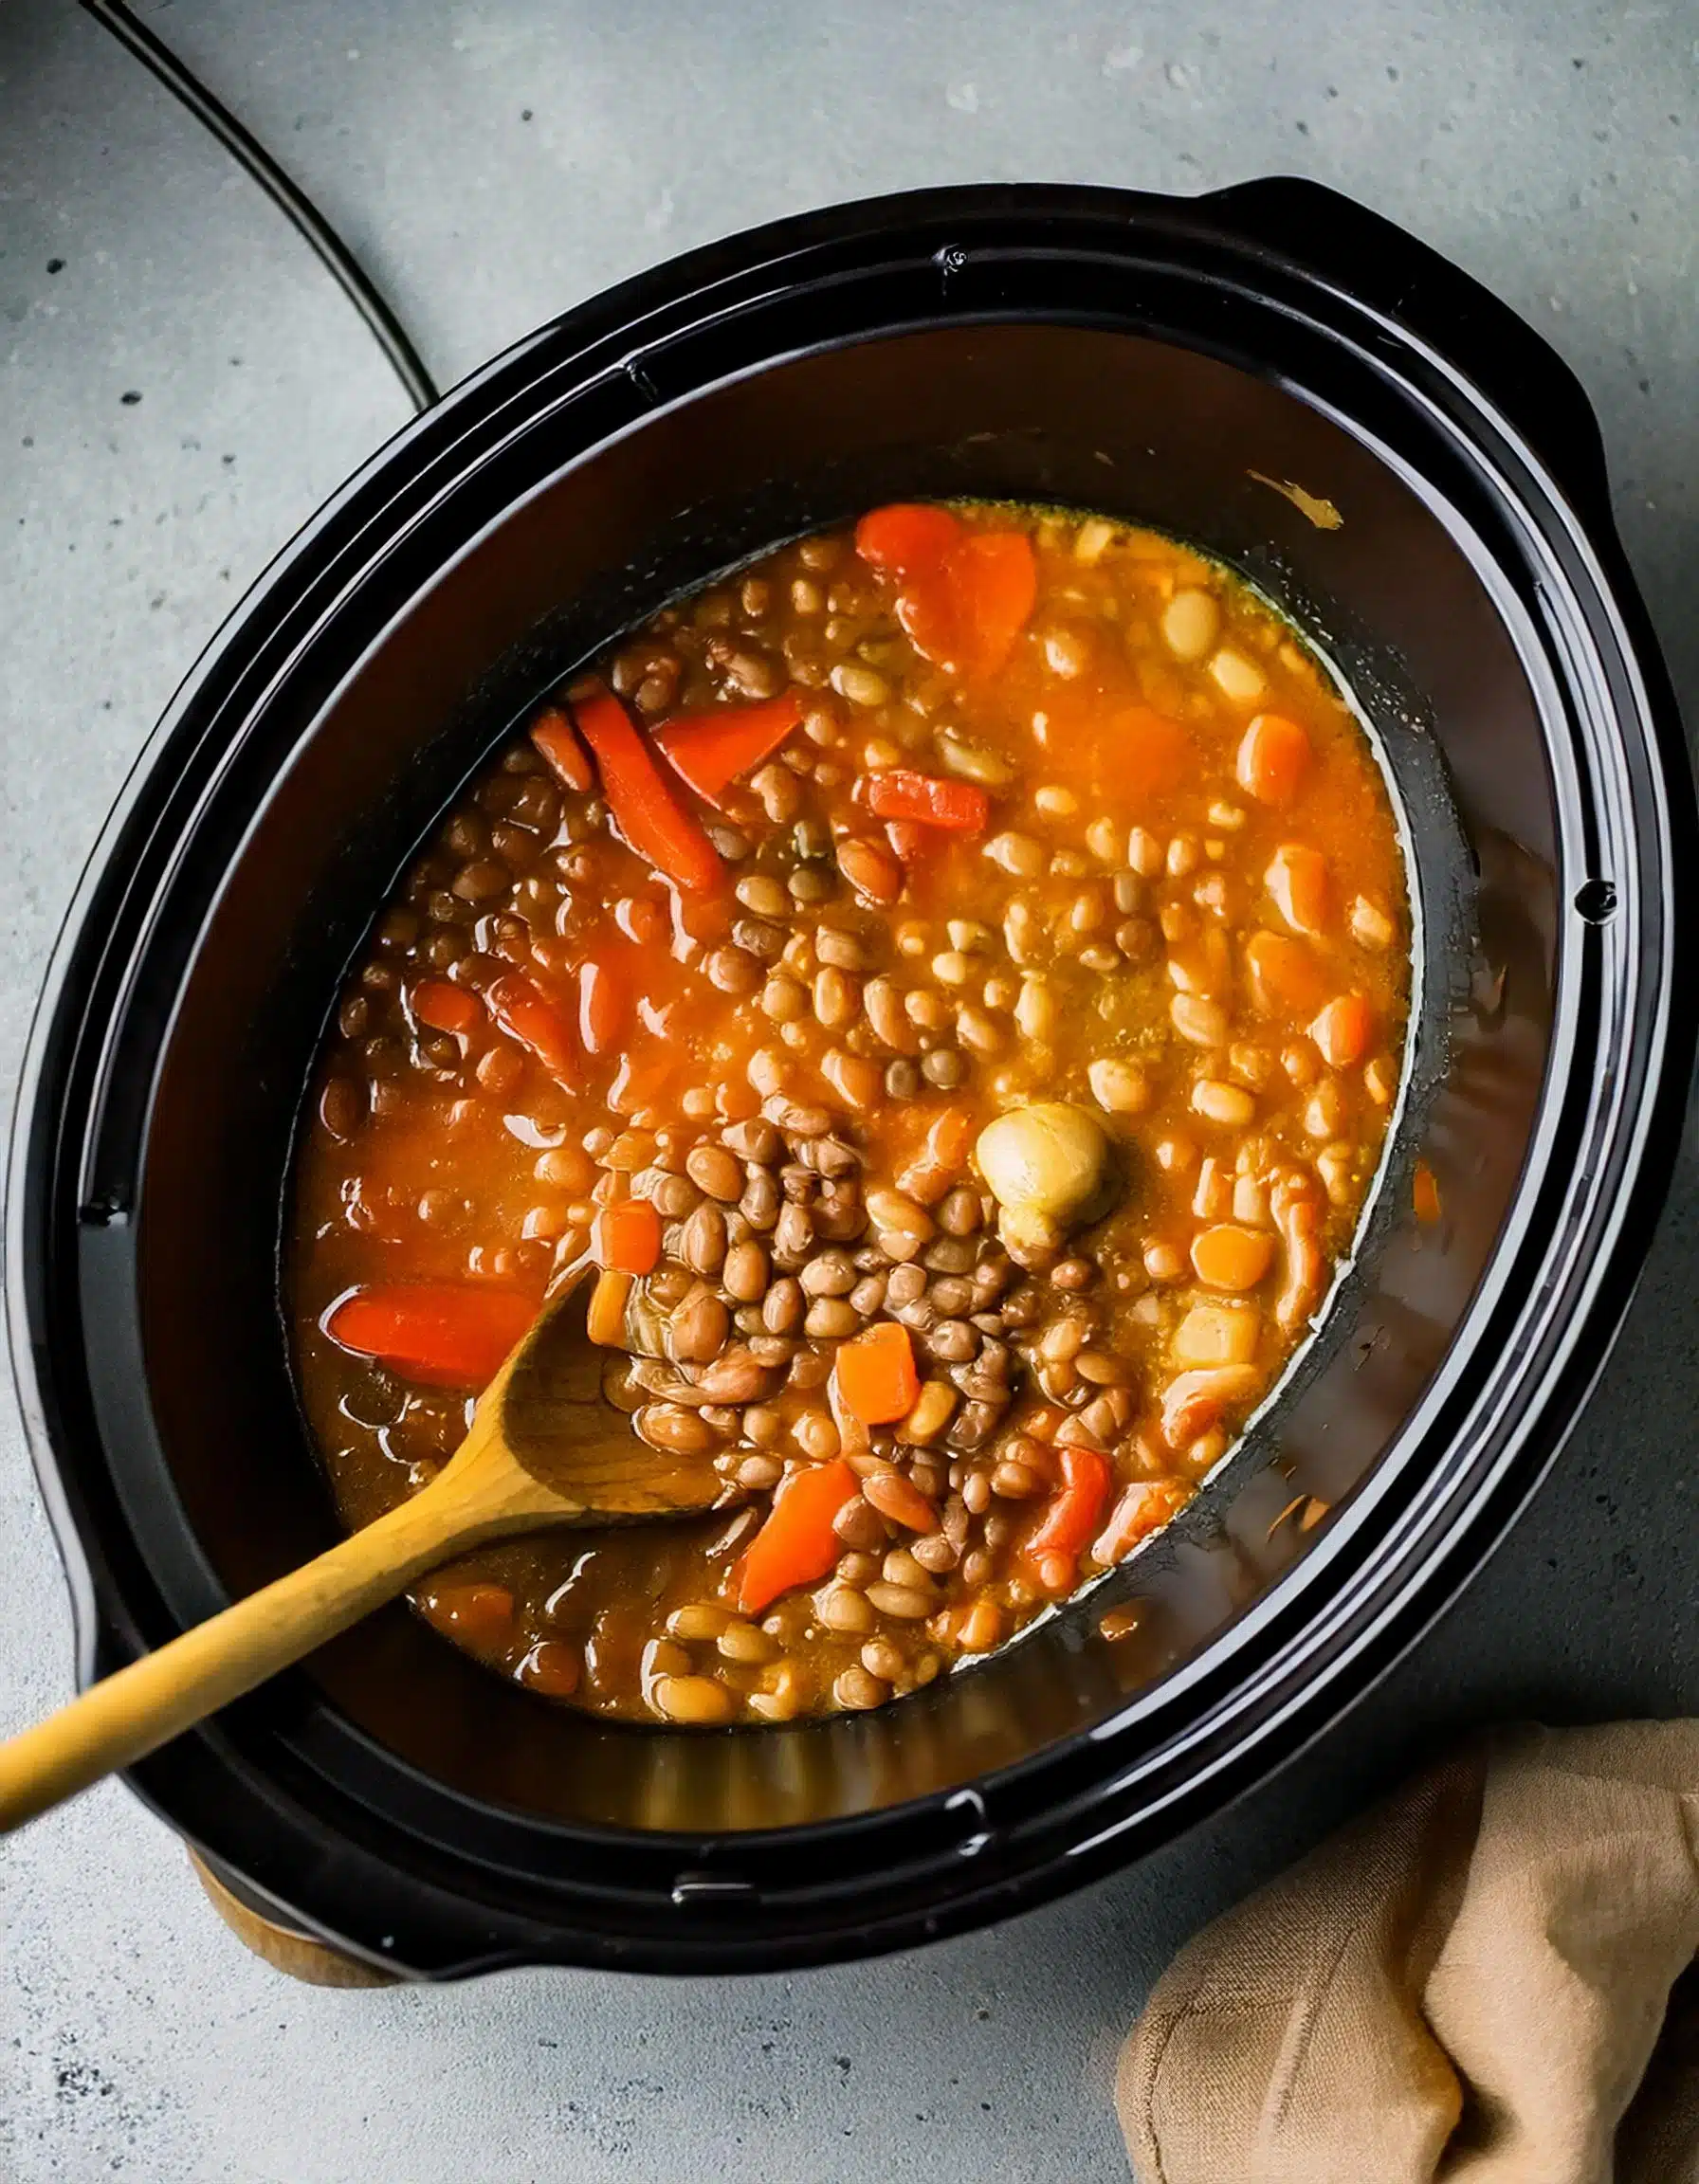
[1118,1723,1699,2184]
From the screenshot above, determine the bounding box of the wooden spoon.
[0,1267,725,1834]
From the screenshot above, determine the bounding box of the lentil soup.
[289,500,1411,1727]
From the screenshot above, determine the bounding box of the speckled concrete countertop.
[2,3,1693,2176]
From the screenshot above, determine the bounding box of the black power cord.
[80,0,440,413]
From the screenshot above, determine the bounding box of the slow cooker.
[9,178,1692,1975]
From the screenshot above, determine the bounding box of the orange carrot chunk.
[897,530,1037,679]
[653,693,805,806]
[950,530,1038,675]
[410,978,483,1037]
[1310,992,1373,1067]
[592,1197,662,1276]
[485,971,579,1086]
[570,683,724,895]
[1191,1225,1278,1291]
[529,704,594,792]
[831,1321,921,1425]
[1245,929,1329,1015]
[853,501,962,576]
[1022,1445,1112,1569]
[865,769,990,833]
[735,1458,861,1615]
[1236,713,1312,805]
[1414,1160,1443,1226]
[324,1283,535,1390]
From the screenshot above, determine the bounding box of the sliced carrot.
[734,1458,860,1615]
[485,971,579,1086]
[949,531,1037,675]
[1413,1159,1442,1226]
[1021,1445,1112,1570]
[831,1321,921,1426]
[1190,1225,1277,1291]
[1236,713,1312,805]
[529,704,593,792]
[422,1583,515,1647]
[592,1197,662,1276]
[577,953,630,1058]
[854,501,961,576]
[323,1283,535,1390]
[1091,1478,1192,1564]
[1265,844,1330,937]
[1310,993,1373,1067]
[653,692,805,806]
[896,529,1036,679]
[1245,929,1329,1015]
[865,769,990,832]
[410,978,482,1037]
[571,683,724,895]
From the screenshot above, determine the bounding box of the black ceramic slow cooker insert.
[9,179,1692,1975]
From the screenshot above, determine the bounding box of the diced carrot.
[410,978,482,1037]
[592,1197,662,1276]
[571,683,724,895]
[653,693,805,806]
[1236,713,1312,805]
[323,1283,535,1390]
[949,531,1037,676]
[1245,929,1329,1014]
[529,704,593,792]
[1091,1478,1193,1564]
[1310,992,1373,1067]
[865,769,990,832]
[896,530,1036,679]
[485,971,579,1085]
[1413,1159,1442,1226]
[1190,1225,1277,1291]
[831,1321,921,1426]
[423,1584,515,1647]
[734,1458,860,1615]
[1265,844,1330,937]
[1115,706,1192,800]
[854,501,962,576]
[1021,1445,1112,1571]
[577,954,630,1058]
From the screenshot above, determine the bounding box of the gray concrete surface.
[1,2,1694,2177]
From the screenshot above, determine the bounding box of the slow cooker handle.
[1198,176,1614,529]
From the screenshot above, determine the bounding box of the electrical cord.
[80,0,440,413]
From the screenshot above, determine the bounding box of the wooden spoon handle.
[0,1484,463,1836]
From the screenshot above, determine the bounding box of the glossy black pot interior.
[11,180,1691,1974]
